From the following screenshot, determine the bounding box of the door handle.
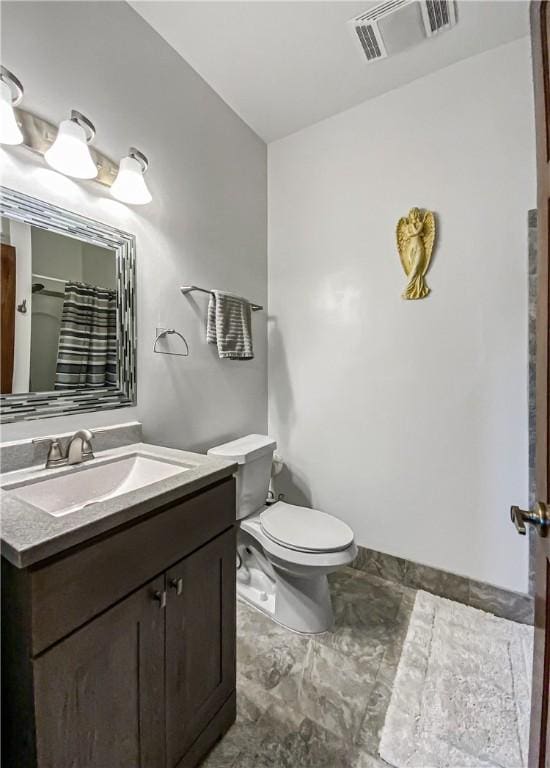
[510,501,550,537]
[169,577,183,596]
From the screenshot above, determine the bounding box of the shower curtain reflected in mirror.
[54,282,117,390]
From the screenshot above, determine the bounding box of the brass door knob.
[510,502,549,537]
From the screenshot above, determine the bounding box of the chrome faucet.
[66,429,95,465]
[33,428,101,469]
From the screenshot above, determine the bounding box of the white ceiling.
[131,1,529,143]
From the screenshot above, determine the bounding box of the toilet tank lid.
[207,434,277,464]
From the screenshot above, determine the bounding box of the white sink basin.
[2,453,189,517]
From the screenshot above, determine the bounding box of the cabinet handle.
[153,590,167,609]
[169,577,183,596]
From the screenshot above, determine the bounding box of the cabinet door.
[33,576,166,768]
[165,527,236,766]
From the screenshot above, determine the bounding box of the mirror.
[9,226,116,393]
[0,187,136,423]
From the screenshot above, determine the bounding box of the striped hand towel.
[207,290,254,360]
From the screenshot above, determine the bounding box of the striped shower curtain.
[54,282,117,390]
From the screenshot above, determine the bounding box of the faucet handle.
[86,429,108,451]
[32,437,66,467]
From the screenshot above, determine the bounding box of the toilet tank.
[208,434,277,519]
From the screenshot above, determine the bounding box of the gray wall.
[0,1,267,449]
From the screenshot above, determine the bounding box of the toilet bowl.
[208,435,357,634]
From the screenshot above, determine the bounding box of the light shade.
[110,151,152,205]
[0,79,23,145]
[45,118,98,179]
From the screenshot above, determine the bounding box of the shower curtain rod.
[32,273,67,284]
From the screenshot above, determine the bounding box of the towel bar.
[180,285,263,311]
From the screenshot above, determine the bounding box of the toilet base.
[237,540,335,634]
[237,551,277,619]
[238,591,329,636]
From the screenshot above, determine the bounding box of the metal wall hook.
[17,298,27,313]
[153,327,189,357]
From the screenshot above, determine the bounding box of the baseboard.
[351,545,534,625]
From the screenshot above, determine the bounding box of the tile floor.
[203,566,417,768]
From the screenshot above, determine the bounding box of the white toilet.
[208,434,357,634]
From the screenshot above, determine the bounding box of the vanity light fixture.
[1,83,153,204]
[44,110,98,179]
[0,66,24,145]
[110,147,152,205]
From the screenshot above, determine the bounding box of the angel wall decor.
[396,207,436,300]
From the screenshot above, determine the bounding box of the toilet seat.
[259,501,354,554]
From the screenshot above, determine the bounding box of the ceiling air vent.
[349,0,456,63]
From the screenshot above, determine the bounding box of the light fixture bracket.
[0,65,24,106]
[12,107,119,187]
[70,109,96,143]
[128,147,149,173]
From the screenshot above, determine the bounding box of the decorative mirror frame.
[0,186,136,423]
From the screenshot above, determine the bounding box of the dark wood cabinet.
[166,529,236,767]
[34,576,166,768]
[2,477,237,768]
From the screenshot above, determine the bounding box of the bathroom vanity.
[1,442,237,768]
[0,189,238,766]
